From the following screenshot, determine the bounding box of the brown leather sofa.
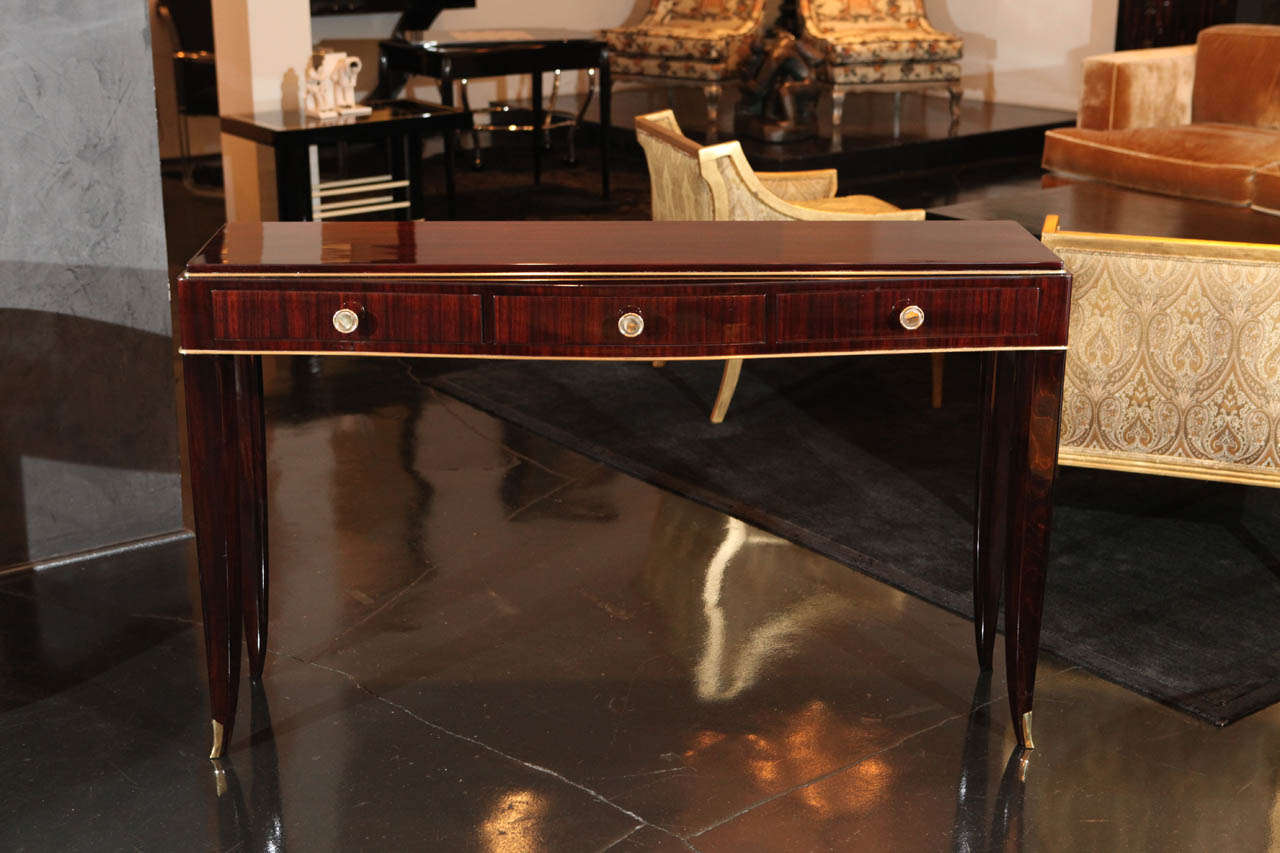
[1042,24,1280,214]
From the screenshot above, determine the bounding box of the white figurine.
[336,55,371,116]
[305,50,347,119]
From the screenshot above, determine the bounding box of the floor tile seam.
[296,654,684,840]
[686,707,971,839]
[503,474,587,522]
[301,562,438,663]
[402,362,577,479]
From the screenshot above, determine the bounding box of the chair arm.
[755,169,838,201]
[1078,45,1196,130]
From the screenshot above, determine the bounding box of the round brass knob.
[617,312,644,338]
[332,307,360,334]
[899,305,925,331]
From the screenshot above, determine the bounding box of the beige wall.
[929,0,1118,111]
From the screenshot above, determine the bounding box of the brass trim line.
[183,268,1069,280]
[1057,448,1280,488]
[179,345,1069,359]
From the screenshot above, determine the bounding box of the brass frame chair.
[635,109,932,422]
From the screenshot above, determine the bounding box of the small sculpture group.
[305,50,371,120]
[737,27,822,143]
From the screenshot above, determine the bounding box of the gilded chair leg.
[704,83,722,143]
[948,84,963,135]
[710,358,743,424]
[931,353,944,409]
[652,360,666,367]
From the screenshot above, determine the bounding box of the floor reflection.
[210,684,286,853]
[951,673,1028,853]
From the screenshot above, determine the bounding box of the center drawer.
[492,294,766,347]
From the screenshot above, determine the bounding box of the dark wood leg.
[599,49,611,200]
[442,126,457,219]
[1002,350,1066,749]
[407,131,424,220]
[973,352,1011,669]
[184,355,245,759]
[273,142,312,221]
[531,71,543,186]
[235,356,268,681]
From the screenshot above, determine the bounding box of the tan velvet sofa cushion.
[1192,24,1280,129]
[1042,123,1280,205]
[1253,163,1280,213]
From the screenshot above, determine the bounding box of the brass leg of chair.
[948,84,963,136]
[652,360,666,367]
[709,358,743,424]
[830,88,845,151]
[704,83,722,143]
[931,353,944,409]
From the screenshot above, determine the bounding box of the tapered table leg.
[235,356,269,681]
[1000,351,1066,749]
[184,355,246,758]
[973,353,1012,669]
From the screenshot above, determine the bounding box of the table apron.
[177,273,1071,358]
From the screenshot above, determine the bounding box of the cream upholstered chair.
[797,0,963,149]
[603,0,768,142]
[635,108,930,422]
[1043,216,1280,487]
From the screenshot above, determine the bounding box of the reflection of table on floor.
[177,220,1070,759]
[219,100,468,221]
[377,30,611,197]
[929,181,1280,242]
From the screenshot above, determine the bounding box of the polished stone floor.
[4,355,1280,852]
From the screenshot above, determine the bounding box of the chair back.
[634,110,718,220]
[1043,218,1280,486]
[1191,24,1280,129]
[800,0,925,32]
[666,0,760,21]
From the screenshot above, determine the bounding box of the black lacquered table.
[220,99,468,221]
[377,29,611,197]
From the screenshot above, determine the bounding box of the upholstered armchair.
[635,109,932,422]
[1043,217,1280,487]
[603,0,768,142]
[797,0,963,149]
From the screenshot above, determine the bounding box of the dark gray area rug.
[410,354,1280,725]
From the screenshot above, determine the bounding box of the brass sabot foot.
[1017,711,1035,750]
[210,719,226,760]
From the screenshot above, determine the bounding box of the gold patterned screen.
[1044,229,1280,487]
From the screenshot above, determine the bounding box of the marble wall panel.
[0,0,183,567]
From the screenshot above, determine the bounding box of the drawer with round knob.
[491,294,767,348]
[209,289,483,346]
[774,281,1047,348]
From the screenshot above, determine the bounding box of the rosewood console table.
[177,220,1070,759]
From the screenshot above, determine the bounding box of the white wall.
[929,0,1119,111]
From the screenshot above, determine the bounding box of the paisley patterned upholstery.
[602,0,765,77]
[796,0,962,148]
[1044,225,1280,487]
[799,0,962,81]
